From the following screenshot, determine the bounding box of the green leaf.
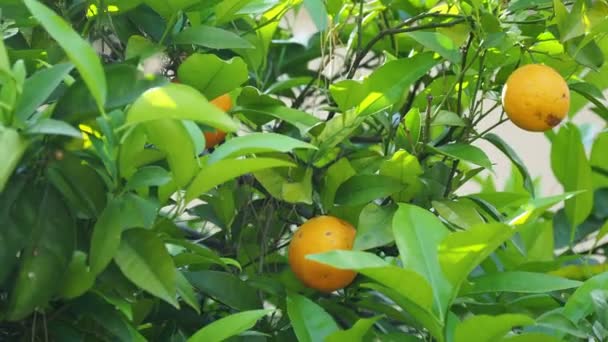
[208,133,317,164]
[321,158,357,209]
[432,110,467,127]
[174,25,254,49]
[254,166,314,204]
[0,179,31,285]
[354,203,397,250]
[188,309,272,342]
[407,32,461,63]
[177,53,248,100]
[550,123,593,229]
[125,35,163,60]
[0,36,9,72]
[89,197,126,275]
[325,316,381,342]
[308,250,434,310]
[439,223,514,290]
[0,127,28,192]
[287,293,340,342]
[6,186,75,321]
[125,166,172,190]
[114,229,178,308]
[392,204,451,318]
[175,271,200,314]
[24,0,106,111]
[499,333,563,342]
[303,0,328,30]
[432,199,485,229]
[379,149,424,202]
[330,53,438,115]
[433,143,493,170]
[335,175,404,206]
[590,131,608,189]
[14,63,74,123]
[186,270,261,311]
[144,119,198,188]
[553,0,585,42]
[563,271,608,323]
[405,108,422,146]
[186,157,295,202]
[60,251,95,299]
[484,133,534,196]
[454,314,535,342]
[23,118,81,138]
[54,64,168,123]
[237,104,321,134]
[126,83,238,132]
[463,272,582,295]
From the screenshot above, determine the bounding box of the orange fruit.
[204,94,232,148]
[288,216,357,293]
[501,64,570,132]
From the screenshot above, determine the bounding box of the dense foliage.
[1,0,608,341]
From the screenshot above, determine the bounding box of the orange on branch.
[288,216,357,293]
[501,64,570,132]
[204,94,232,148]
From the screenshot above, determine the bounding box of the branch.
[346,14,467,79]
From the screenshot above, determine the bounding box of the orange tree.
[1,0,608,340]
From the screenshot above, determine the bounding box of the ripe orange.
[501,64,570,132]
[288,216,357,293]
[204,94,232,148]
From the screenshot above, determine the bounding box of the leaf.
[188,309,272,342]
[287,293,340,342]
[89,197,126,275]
[0,126,29,192]
[433,143,493,170]
[432,110,467,127]
[175,271,200,314]
[392,203,452,317]
[208,133,316,164]
[174,25,254,49]
[563,271,608,323]
[332,53,438,115]
[23,118,81,138]
[185,157,295,202]
[54,64,168,123]
[439,223,514,291]
[237,104,321,134]
[303,0,328,30]
[60,251,95,299]
[254,166,313,204]
[354,203,397,250]
[484,133,534,196]
[127,83,238,131]
[379,149,424,202]
[125,34,163,60]
[454,314,535,342]
[177,54,248,101]
[407,32,461,63]
[325,316,381,342]
[591,131,608,189]
[14,63,74,122]
[463,272,582,295]
[144,119,198,188]
[499,333,562,342]
[185,270,261,311]
[432,199,485,229]
[24,0,106,111]
[125,166,172,190]
[114,229,178,308]
[308,250,434,310]
[335,175,404,206]
[321,158,356,209]
[6,186,75,321]
[550,123,593,229]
